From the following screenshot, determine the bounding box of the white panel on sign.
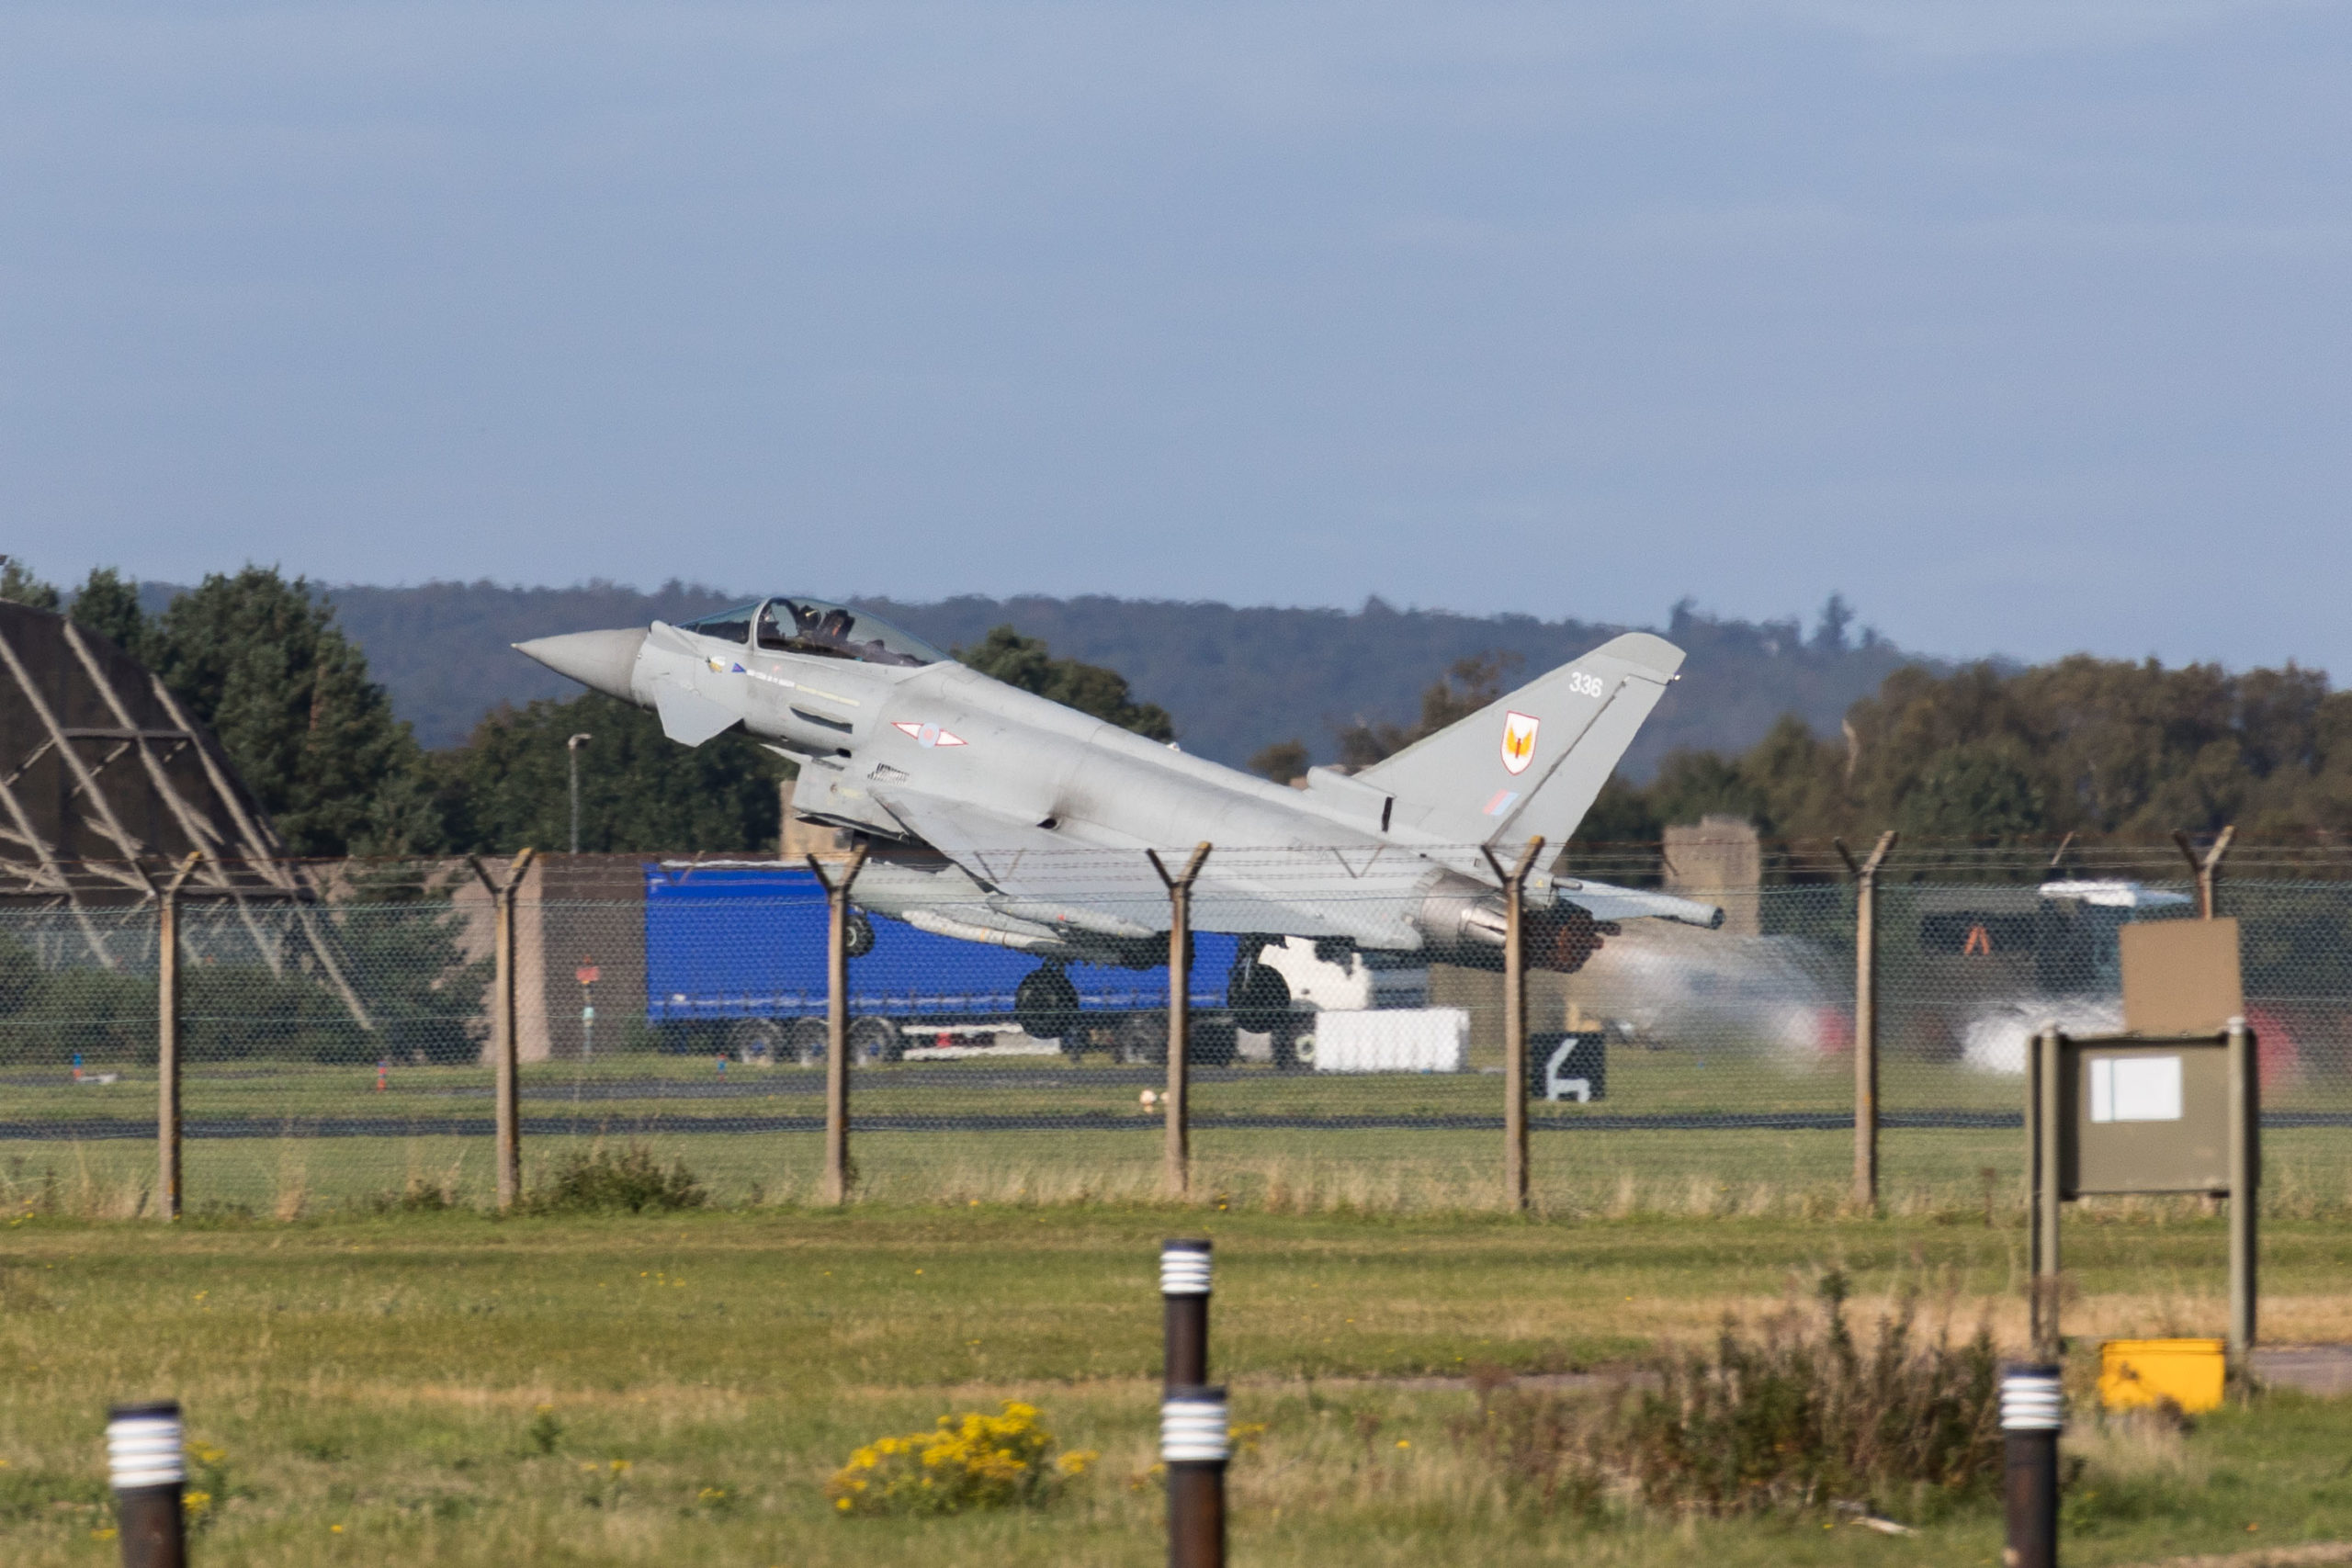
[1312,1009,1467,1073]
[2114,1055,2183,1121]
[2090,1055,2183,1122]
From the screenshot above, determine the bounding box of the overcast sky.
[3,2,2346,670]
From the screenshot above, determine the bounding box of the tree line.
[1253,638,2352,846]
[12,558,2342,854]
[1578,659,2352,844]
[2,562,1172,857]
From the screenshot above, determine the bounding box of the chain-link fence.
[5,846,2348,1218]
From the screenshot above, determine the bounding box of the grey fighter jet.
[516,597,1719,1033]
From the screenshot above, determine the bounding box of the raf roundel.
[892,720,967,749]
[1499,711,1540,775]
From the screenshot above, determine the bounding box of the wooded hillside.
[20,563,2343,855]
[276,580,1918,774]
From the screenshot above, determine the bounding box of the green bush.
[1458,1272,2001,1522]
[525,1145,707,1214]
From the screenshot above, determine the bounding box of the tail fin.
[1356,633,1683,844]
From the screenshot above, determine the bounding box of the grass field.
[9,1050,2352,1219]
[11,1123,2352,1227]
[3,1203,2351,1566]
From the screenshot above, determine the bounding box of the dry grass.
[2,1207,2350,1565]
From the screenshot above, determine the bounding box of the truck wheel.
[1227,960,1292,1036]
[786,1017,829,1066]
[1014,967,1080,1045]
[848,1016,900,1064]
[1115,1010,1168,1066]
[728,1018,785,1066]
[1189,1018,1238,1068]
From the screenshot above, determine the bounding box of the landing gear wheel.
[843,908,876,958]
[1015,966,1081,1049]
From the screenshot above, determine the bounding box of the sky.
[3,2,2347,671]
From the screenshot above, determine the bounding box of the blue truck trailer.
[643,863,1247,1064]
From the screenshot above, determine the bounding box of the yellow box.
[2099,1338,2225,1414]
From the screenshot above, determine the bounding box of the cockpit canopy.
[675,598,948,669]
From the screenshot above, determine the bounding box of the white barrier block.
[1311,1008,1467,1073]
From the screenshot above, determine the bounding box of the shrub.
[526,1144,706,1214]
[1453,1382,1604,1518]
[826,1402,1095,1516]
[1457,1273,2000,1521]
[1616,1273,2000,1516]
[359,1177,459,1215]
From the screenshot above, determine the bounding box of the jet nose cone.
[513,628,648,702]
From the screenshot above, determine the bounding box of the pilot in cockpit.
[758,602,814,651]
[748,597,939,666]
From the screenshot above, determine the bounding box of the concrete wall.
[1663,815,1761,937]
[456,853,649,1064]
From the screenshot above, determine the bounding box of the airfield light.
[1160,1238,1212,1389]
[105,1400,186,1568]
[1999,1364,2064,1568]
[1160,1384,1229,1568]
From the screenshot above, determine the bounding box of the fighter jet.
[516,597,1719,1035]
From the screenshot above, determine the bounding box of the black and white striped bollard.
[1162,1383,1228,1568]
[2001,1363,2064,1568]
[1161,1238,1212,1389]
[107,1401,187,1568]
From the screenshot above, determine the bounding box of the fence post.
[2228,1014,2258,1360]
[808,844,869,1206]
[2032,1025,2064,1360]
[153,853,200,1222]
[2173,825,2235,919]
[1481,836,1545,1213]
[1836,831,1897,1213]
[472,848,537,1213]
[1148,844,1213,1200]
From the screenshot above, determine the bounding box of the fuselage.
[515,596,1715,967]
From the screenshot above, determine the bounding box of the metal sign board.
[2059,1035,2232,1196]
[2030,1021,2260,1364]
[2120,919,2242,1033]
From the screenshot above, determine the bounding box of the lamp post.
[567,733,593,853]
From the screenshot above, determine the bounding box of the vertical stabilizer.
[1355,633,1683,845]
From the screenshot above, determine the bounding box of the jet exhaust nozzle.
[513,629,649,702]
[1419,889,1510,953]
